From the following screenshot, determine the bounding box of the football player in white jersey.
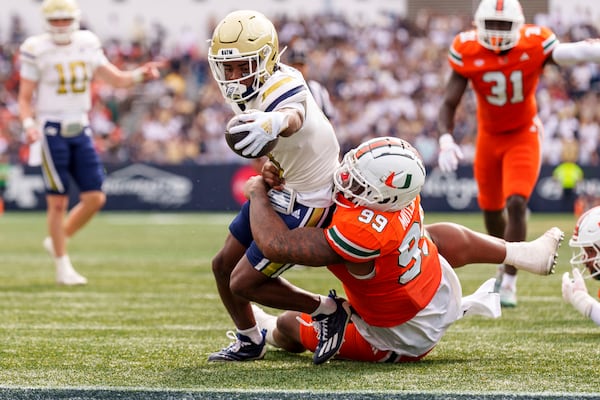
[207,10,344,363]
[18,0,162,285]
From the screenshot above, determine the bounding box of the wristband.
[439,133,454,148]
[132,68,145,84]
[22,117,36,130]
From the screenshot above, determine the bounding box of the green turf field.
[0,211,598,399]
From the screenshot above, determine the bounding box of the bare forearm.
[438,103,456,136]
[247,182,341,266]
[277,108,304,137]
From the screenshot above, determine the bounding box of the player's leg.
[212,233,251,328]
[272,310,307,353]
[502,193,529,274]
[64,190,106,238]
[426,222,562,276]
[229,201,332,313]
[210,201,348,363]
[277,311,398,362]
[209,234,269,362]
[499,124,543,305]
[46,194,69,258]
[228,247,349,365]
[67,131,106,238]
[230,263,321,314]
[41,131,87,285]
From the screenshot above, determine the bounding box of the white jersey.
[19,30,109,124]
[351,260,500,358]
[232,64,340,207]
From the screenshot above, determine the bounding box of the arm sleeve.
[552,41,600,66]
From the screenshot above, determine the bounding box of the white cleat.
[56,266,88,286]
[509,227,564,276]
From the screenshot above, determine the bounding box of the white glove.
[562,269,595,318]
[438,133,463,172]
[229,111,289,157]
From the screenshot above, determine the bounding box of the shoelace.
[221,330,250,352]
[296,315,328,339]
[297,289,341,339]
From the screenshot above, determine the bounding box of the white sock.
[503,242,523,268]
[501,273,517,290]
[310,295,336,317]
[252,305,279,347]
[237,325,263,345]
[54,255,72,270]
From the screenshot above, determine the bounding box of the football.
[225,116,278,159]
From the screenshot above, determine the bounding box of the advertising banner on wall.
[4,163,599,213]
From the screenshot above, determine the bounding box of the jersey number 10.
[55,61,88,94]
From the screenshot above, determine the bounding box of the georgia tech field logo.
[103,164,192,207]
[3,165,45,207]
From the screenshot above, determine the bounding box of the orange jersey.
[448,24,558,134]
[324,195,442,327]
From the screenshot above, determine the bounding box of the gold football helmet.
[208,10,279,103]
[42,0,81,44]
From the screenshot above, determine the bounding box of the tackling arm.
[244,176,343,266]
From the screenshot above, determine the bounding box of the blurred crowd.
[1,9,599,167]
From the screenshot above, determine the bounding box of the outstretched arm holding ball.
[225,107,303,158]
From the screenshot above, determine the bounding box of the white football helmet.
[208,10,280,104]
[569,206,600,280]
[42,0,81,44]
[333,137,426,212]
[474,0,524,52]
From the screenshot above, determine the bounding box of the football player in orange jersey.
[245,136,564,363]
[437,0,600,307]
[562,206,600,326]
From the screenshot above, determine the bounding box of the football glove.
[438,133,463,172]
[562,268,595,318]
[229,111,289,157]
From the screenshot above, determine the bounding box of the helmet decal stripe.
[496,0,504,12]
[354,139,394,160]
